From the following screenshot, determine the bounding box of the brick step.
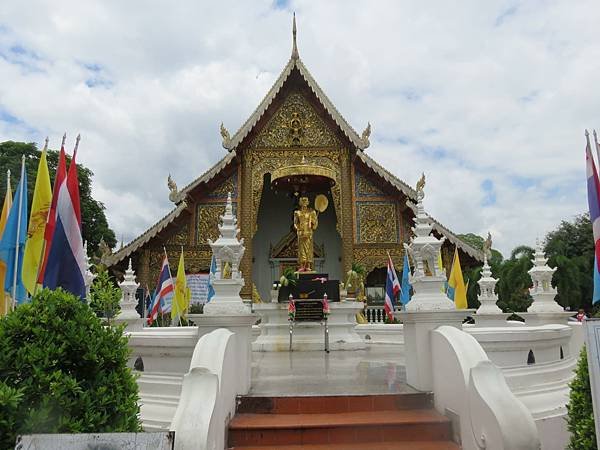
[237,393,433,414]
[228,410,452,447]
[231,441,460,450]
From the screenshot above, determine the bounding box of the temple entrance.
[252,173,342,301]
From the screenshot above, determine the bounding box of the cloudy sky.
[0,0,598,256]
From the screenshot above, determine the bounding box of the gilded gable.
[249,92,340,148]
[355,171,387,197]
[206,170,238,200]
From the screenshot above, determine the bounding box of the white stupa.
[203,192,250,315]
[403,175,453,311]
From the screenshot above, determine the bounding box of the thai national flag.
[42,147,86,299]
[148,255,173,325]
[384,254,401,320]
[38,144,67,284]
[586,131,600,304]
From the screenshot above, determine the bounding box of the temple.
[105,17,482,300]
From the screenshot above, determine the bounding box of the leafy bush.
[567,347,597,449]
[0,381,23,449]
[89,268,122,323]
[0,289,140,448]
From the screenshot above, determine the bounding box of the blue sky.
[0,0,598,256]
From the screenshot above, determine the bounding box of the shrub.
[0,289,140,448]
[567,346,597,449]
[89,268,122,323]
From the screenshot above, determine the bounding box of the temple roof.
[105,17,483,266]
[221,17,370,152]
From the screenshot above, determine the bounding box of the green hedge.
[0,289,140,449]
[567,346,597,449]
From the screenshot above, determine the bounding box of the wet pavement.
[249,345,415,396]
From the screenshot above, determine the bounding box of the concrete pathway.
[249,344,415,396]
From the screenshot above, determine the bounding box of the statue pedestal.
[253,301,366,351]
[405,276,455,312]
[203,279,250,316]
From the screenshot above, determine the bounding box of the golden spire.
[291,12,299,59]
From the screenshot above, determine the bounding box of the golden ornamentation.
[352,246,404,276]
[294,196,318,271]
[357,202,398,244]
[314,194,328,212]
[208,172,237,199]
[355,172,387,197]
[270,231,324,259]
[249,148,342,236]
[147,246,213,284]
[249,93,340,148]
[271,163,336,183]
[197,203,229,244]
[167,222,189,245]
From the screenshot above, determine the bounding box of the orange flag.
[0,171,12,316]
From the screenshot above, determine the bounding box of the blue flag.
[0,160,28,305]
[400,254,412,305]
[207,255,216,302]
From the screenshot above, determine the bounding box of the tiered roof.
[106,16,482,266]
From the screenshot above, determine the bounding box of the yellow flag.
[448,248,468,309]
[0,174,12,316]
[438,250,445,293]
[171,250,188,322]
[22,147,52,295]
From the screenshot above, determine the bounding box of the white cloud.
[0,0,598,256]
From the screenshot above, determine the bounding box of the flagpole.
[179,245,183,327]
[11,156,25,309]
[594,130,600,167]
[32,137,50,296]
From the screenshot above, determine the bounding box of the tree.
[458,233,504,267]
[0,289,140,448]
[495,246,534,313]
[567,347,597,449]
[0,141,116,255]
[544,214,594,311]
[89,268,122,323]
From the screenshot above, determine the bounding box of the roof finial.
[291,12,299,60]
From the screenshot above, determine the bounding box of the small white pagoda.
[403,174,452,311]
[473,235,509,326]
[115,258,143,331]
[521,241,571,325]
[203,192,250,315]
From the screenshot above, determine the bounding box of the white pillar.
[402,177,470,391]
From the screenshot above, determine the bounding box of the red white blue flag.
[586,131,600,304]
[148,254,173,325]
[384,253,401,320]
[42,146,86,299]
[38,142,67,284]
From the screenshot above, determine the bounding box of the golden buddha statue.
[293,196,318,272]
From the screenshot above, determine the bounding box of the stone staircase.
[137,372,183,431]
[228,393,459,449]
